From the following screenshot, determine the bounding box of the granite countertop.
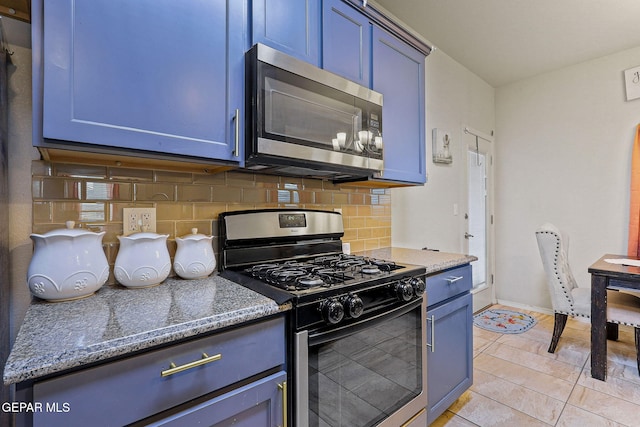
[3,274,289,385]
[359,247,477,273]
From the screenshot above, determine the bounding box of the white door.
[465,131,494,313]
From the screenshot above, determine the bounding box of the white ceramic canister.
[114,232,171,288]
[27,221,110,302]
[173,228,216,279]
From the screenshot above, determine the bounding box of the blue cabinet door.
[322,0,371,87]
[372,26,426,184]
[252,0,320,65]
[147,371,287,426]
[38,0,244,163]
[426,292,473,424]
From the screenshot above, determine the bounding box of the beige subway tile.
[292,190,314,204]
[301,178,324,189]
[343,229,358,241]
[342,205,358,216]
[193,203,228,220]
[255,174,281,188]
[212,186,243,203]
[315,191,333,205]
[364,238,382,250]
[40,178,82,200]
[279,177,303,190]
[358,205,372,216]
[32,202,52,223]
[109,167,154,182]
[193,173,226,185]
[242,188,268,203]
[54,163,107,179]
[379,237,391,247]
[225,203,258,212]
[156,221,175,239]
[177,185,212,202]
[31,161,52,177]
[370,227,387,238]
[32,179,43,199]
[154,170,193,183]
[85,182,132,201]
[135,183,175,201]
[157,203,193,221]
[348,217,366,228]
[51,201,106,223]
[332,192,349,204]
[357,228,373,239]
[101,223,123,244]
[349,240,365,253]
[176,221,214,237]
[227,171,256,187]
[349,192,365,205]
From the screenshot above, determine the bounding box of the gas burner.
[296,275,326,288]
[360,264,381,274]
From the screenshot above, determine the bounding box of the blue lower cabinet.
[31,317,285,427]
[372,26,426,184]
[146,371,287,427]
[252,0,321,66]
[35,0,244,163]
[426,292,473,424]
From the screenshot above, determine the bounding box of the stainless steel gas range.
[219,209,427,427]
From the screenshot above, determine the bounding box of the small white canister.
[173,228,216,280]
[114,232,171,288]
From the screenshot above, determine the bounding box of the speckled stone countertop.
[359,247,477,273]
[3,274,289,385]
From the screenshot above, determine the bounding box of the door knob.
[464,232,474,239]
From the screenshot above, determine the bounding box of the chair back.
[535,223,581,315]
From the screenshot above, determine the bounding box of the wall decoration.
[624,65,640,101]
[432,128,452,164]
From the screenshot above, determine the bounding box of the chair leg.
[548,313,568,353]
[635,327,640,376]
[606,322,619,341]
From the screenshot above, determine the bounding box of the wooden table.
[588,254,640,380]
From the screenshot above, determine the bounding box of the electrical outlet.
[123,208,156,235]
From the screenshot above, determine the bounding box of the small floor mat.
[473,309,537,334]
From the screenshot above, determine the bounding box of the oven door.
[295,296,427,427]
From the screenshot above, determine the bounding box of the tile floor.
[432,304,640,427]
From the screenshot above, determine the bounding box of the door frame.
[462,126,495,313]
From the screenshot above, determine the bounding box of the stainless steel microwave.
[245,44,384,181]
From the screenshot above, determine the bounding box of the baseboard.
[495,299,554,316]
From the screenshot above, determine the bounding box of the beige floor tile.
[435,305,639,426]
[484,341,583,383]
[568,384,640,425]
[470,370,564,424]
[447,390,549,426]
[474,353,574,401]
[429,410,479,427]
[556,404,628,427]
[577,369,640,405]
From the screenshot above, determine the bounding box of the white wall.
[495,46,640,310]
[392,50,495,253]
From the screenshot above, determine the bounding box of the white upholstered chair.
[536,223,640,374]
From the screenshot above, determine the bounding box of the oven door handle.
[308,298,423,346]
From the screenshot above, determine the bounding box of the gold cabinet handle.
[277,381,287,427]
[161,353,222,377]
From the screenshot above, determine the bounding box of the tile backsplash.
[31,161,391,281]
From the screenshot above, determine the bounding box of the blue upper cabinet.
[36,0,245,163]
[322,0,371,87]
[372,26,426,184]
[252,0,321,66]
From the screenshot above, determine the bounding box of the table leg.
[591,274,608,380]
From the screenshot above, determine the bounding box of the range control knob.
[321,298,345,325]
[344,294,364,318]
[395,281,414,302]
[409,277,426,295]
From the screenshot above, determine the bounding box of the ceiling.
[374,0,640,87]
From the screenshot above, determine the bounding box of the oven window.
[308,306,423,427]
